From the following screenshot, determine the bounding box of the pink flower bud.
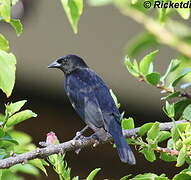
[46,131,59,145]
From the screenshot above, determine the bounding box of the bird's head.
[48,54,88,74]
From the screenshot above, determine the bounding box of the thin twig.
[0,120,186,169]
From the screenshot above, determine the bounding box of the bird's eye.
[57,59,62,64]
[63,58,68,63]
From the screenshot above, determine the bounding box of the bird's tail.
[109,121,136,165]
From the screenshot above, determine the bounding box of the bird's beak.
[48,61,60,68]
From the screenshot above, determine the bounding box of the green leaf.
[183,104,191,121]
[122,117,134,130]
[0,149,8,159]
[157,131,171,143]
[147,122,160,140]
[88,0,112,6]
[6,110,37,127]
[161,91,181,100]
[86,168,101,180]
[173,173,191,180]
[173,169,191,180]
[138,123,154,136]
[29,159,48,176]
[0,132,18,144]
[174,99,191,120]
[141,148,156,162]
[177,122,189,132]
[176,145,186,167]
[0,34,9,52]
[120,175,132,180]
[1,170,23,180]
[139,50,158,75]
[9,19,23,36]
[0,50,16,97]
[161,59,180,82]
[124,57,140,77]
[163,101,175,118]
[6,100,27,116]
[172,68,191,87]
[131,173,165,180]
[9,131,32,145]
[60,0,83,34]
[10,164,40,177]
[145,72,160,85]
[12,0,20,6]
[172,125,180,143]
[0,0,11,22]
[0,129,4,137]
[127,32,158,57]
[72,177,79,180]
[183,136,191,145]
[110,89,120,108]
[160,152,177,162]
[175,0,190,19]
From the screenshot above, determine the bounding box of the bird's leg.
[73,125,89,140]
[90,128,109,147]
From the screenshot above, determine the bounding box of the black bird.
[48,54,136,164]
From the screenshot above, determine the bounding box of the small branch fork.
[0,120,186,169]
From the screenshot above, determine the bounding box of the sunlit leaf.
[6,100,27,116]
[175,0,190,19]
[0,0,11,22]
[0,132,18,144]
[88,0,112,6]
[141,148,156,162]
[160,152,177,162]
[86,168,101,180]
[138,123,154,136]
[172,68,191,87]
[0,50,16,97]
[161,59,180,82]
[157,131,171,143]
[6,110,37,127]
[174,99,191,119]
[29,159,48,176]
[60,0,83,34]
[145,72,160,85]
[147,122,160,140]
[9,19,23,36]
[0,34,9,52]
[122,117,134,130]
[161,91,181,100]
[176,145,186,167]
[127,32,158,57]
[183,104,191,121]
[139,50,158,75]
[10,164,40,177]
[124,57,140,77]
[110,89,120,108]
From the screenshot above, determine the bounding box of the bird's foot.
[73,132,86,140]
[90,134,101,147]
[73,125,89,140]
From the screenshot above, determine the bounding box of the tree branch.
[0,120,186,169]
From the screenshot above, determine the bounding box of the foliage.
[1,0,191,179]
[0,0,46,179]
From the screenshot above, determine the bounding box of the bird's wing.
[65,68,121,131]
[65,71,104,130]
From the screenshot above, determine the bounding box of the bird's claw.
[73,131,86,140]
